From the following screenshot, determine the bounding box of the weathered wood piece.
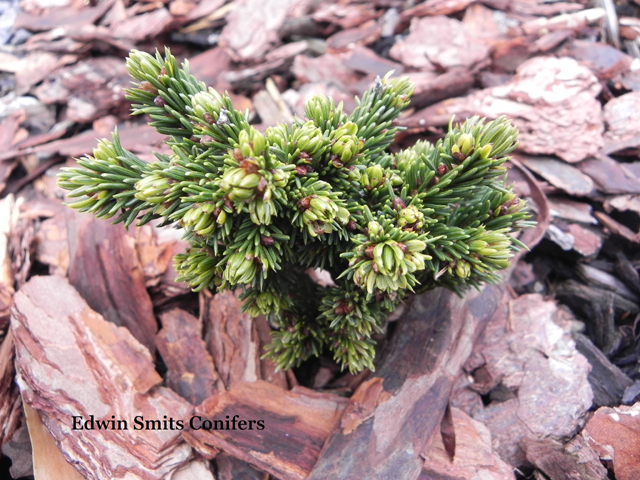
[157,309,222,405]
[183,381,348,480]
[23,403,85,480]
[66,212,158,352]
[11,275,194,480]
[306,284,503,480]
[578,155,640,195]
[0,195,17,327]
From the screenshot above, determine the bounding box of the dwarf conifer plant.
[58,49,532,373]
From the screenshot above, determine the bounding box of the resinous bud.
[367,221,383,238]
[361,165,384,190]
[134,173,169,203]
[456,133,475,156]
[455,260,471,279]
[397,205,424,229]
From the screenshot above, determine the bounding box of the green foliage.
[58,49,534,374]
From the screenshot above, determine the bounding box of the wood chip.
[523,436,607,480]
[312,2,381,30]
[584,402,640,480]
[0,332,20,445]
[520,156,594,196]
[567,224,602,257]
[548,197,597,224]
[14,0,115,32]
[595,211,640,243]
[604,194,640,216]
[23,402,85,480]
[420,407,514,480]
[219,0,298,63]
[34,57,130,123]
[407,69,475,109]
[390,16,490,71]
[326,20,381,53]
[604,91,640,154]
[292,53,365,95]
[11,275,194,480]
[111,7,174,41]
[578,156,640,195]
[564,40,632,80]
[574,333,633,408]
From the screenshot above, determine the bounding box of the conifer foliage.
[58,49,533,373]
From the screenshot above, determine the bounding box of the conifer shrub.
[58,49,532,373]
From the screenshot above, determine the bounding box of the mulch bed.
[1,0,640,479]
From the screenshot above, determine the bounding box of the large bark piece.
[183,381,348,480]
[201,289,287,390]
[66,212,158,352]
[307,284,503,480]
[157,309,223,405]
[11,275,194,480]
[455,294,593,467]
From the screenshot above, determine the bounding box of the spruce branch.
[58,48,534,374]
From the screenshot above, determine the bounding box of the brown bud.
[140,81,157,93]
[452,151,466,162]
[392,197,406,210]
[335,302,354,316]
[203,112,215,124]
[347,220,357,231]
[436,164,448,175]
[256,177,268,197]
[240,158,259,174]
[331,156,343,168]
[364,245,375,259]
[154,96,166,107]
[397,242,407,253]
[159,67,167,76]
[200,135,213,144]
[298,152,312,163]
[298,196,312,210]
[296,165,313,176]
[261,235,275,246]
[224,197,234,209]
[234,148,244,162]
